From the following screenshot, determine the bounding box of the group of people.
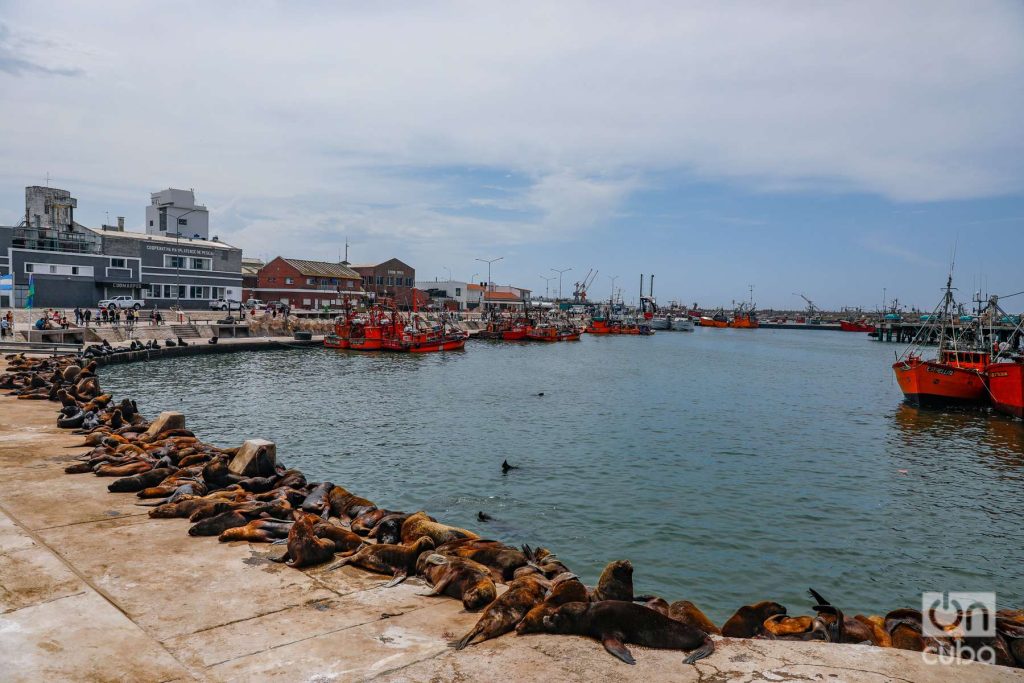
[0,310,13,338]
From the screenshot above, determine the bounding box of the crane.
[794,292,819,318]
[573,268,598,302]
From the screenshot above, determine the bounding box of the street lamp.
[539,274,556,299]
[475,257,503,313]
[551,267,572,300]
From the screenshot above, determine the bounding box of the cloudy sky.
[1,1,1022,310]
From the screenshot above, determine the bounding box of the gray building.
[1,185,241,310]
[145,188,210,240]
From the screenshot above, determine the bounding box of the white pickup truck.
[98,295,145,310]
[209,298,243,311]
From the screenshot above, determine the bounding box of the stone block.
[228,439,277,477]
[140,411,185,441]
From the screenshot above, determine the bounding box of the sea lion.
[591,559,634,602]
[521,545,571,578]
[853,615,892,647]
[538,601,714,665]
[219,519,294,543]
[367,513,412,545]
[285,514,336,567]
[449,573,548,649]
[436,538,528,581]
[107,467,174,493]
[300,481,334,514]
[312,521,364,553]
[762,614,814,638]
[350,508,392,535]
[188,510,249,536]
[416,554,497,611]
[516,573,591,634]
[721,601,788,638]
[95,461,153,477]
[327,485,376,521]
[401,511,478,546]
[327,536,435,586]
[668,600,722,636]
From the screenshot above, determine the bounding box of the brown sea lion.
[312,521,364,553]
[327,535,435,586]
[721,601,787,638]
[300,481,334,514]
[854,615,892,647]
[521,544,571,577]
[285,514,336,567]
[643,597,670,616]
[327,485,376,521]
[762,614,814,638]
[401,511,478,546]
[436,538,528,581]
[188,510,249,536]
[449,573,548,649]
[95,461,153,477]
[516,572,590,634]
[538,601,714,665]
[668,600,722,636]
[367,513,413,545]
[219,519,294,543]
[416,553,497,611]
[591,559,634,602]
[350,508,393,535]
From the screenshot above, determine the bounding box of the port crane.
[573,269,598,302]
[794,293,821,323]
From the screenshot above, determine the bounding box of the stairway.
[170,324,200,339]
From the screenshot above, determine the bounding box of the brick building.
[351,258,416,308]
[255,257,364,309]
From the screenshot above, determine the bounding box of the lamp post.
[475,257,503,312]
[607,274,618,304]
[173,208,201,311]
[539,274,556,299]
[551,267,572,300]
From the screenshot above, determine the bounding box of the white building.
[416,279,469,309]
[145,188,210,239]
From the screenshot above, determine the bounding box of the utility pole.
[539,274,556,299]
[475,257,503,312]
[551,267,572,300]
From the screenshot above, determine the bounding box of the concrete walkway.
[0,382,1020,681]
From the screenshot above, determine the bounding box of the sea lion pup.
[449,573,548,650]
[884,609,925,652]
[300,481,335,515]
[285,514,336,568]
[539,600,714,665]
[327,536,435,586]
[416,554,497,611]
[327,485,376,521]
[721,601,787,638]
[591,559,635,602]
[401,511,479,546]
[853,615,892,647]
[668,601,722,635]
[436,538,528,582]
[219,519,294,543]
[312,521,363,553]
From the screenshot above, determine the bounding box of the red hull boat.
[892,353,989,407]
[988,362,1024,418]
[840,320,876,333]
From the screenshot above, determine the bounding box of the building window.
[302,298,311,306]
[285,277,293,285]
[405,277,413,286]
[25,263,34,273]
[110,258,126,268]
[307,277,315,285]
[346,281,353,289]
[455,288,461,296]
[178,218,188,226]
[387,277,394,286]
[149,220,153,227]
[191,258,210,271]
[159,210,167,231]
[189,286,206,299]
[165,255,186,269]
[376,276,384,285]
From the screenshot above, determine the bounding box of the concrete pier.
[0,360,1020,681]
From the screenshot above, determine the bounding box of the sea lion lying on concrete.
[285,514,335,567]
[401,511,478,546]
[517,573,591,634]
[327,485,376,521]
[668,600,721,636]
[721,601,788,638]
[538,600,714,665]
[219,519,294,543]
[416,553,497,611]
[449,573,548,649]
[436,538,528,582]
[327,536,435,586]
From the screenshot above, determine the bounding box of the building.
[351,258,416,308]
[415,279,469,310]
[255,257,364,309]
[145,188,210,239]
[465,283,531,310]
[241,257,264,302]
[0,184,241,310]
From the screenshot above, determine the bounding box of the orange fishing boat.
[892,275,991,408]
[526,324,558,342]
[840,320,876,333]
[382,304,467,353]
[988,361,1024,418]
[324,311,352,349]
[558,328,582,341]
[700,311,729,328]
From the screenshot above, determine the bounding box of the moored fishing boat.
[526,323,559,342]
[649,315,671,330]
[670,315,694,331]
[987,361,1024,418]
[728,303,759,329]
[700,311,729,328]
[840,319,876,332]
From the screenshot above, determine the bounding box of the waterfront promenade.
[0,355,1020,681]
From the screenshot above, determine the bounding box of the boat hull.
[892,359,988,407]
[502,328,530,341]
[988,363,1024,418]
[349,338,383,351]
[700,317,728,328]
[324,335,349,349]
[840,320,876,332]
[671,318,694,331]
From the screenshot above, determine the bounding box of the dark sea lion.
[517,573,597,634]
[328,536,435,586]
[237,475,279,493]
[367,513,412,545]
[312,521,364,553]
[416,553,497,611]
[188,510,249,536]
[436,538,528,581]
[591,559,633,602]
[219,519,294,543]
[350,508,392,535]
[285,514,336,567]
[721,601,787,638]
[521,544,570,577]
[884,609,925,651]
[95,461,153,477]
[642,597,670,616]
[300,482,335,514]
[326,485,376,520]
[107,467,174,493]
[450,573,548,649]
[668,600,722,636]
[539,601,714,665]
[401,511,478,546]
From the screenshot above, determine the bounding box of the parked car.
[266,301,288,312]
[98,295,145,310]
[209,298,243,311]
[245,299,265,308]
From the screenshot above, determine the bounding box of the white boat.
[671,315,694,331]
[649,316,671,330]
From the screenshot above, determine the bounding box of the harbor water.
[103,330,1024,623]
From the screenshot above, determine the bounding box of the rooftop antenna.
[45,171,50,187]
[344,236,349,263]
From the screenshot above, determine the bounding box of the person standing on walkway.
[0,314,8,339]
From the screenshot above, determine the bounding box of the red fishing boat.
[988,361,1024,418]
[324,311,352,349]
[526,324,559,342]
[348,305,390,351]
[700,311,729,328]
[558,328,582,341]
[382,306,467,353]
[892,275,991,408]
[840,320,876,332]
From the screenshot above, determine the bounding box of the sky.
[1,1,1022,311]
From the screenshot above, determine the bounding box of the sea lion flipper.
[420,573,453,597]
[808,588,830,606]
[683,637,715,665]
[384,571,407,588]
[448,625,480,651]
[601,635,635,665]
